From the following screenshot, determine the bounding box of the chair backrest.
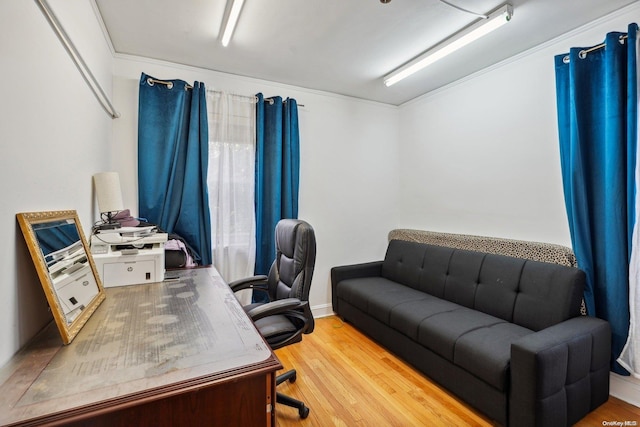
[268,219,316,303]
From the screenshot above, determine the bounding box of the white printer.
[90,226,167,287]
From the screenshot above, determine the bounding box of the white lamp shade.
[93,172,124,213]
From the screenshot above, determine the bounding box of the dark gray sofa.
[331,239,611,426]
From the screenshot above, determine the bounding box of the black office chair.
[229,219,316,419]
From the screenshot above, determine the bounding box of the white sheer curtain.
[206,91,256,305]
[619,52,640,377]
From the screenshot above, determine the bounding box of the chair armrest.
[246,298,305,322]
[510,316,611,427]
[249,298,315,349]
[228,275,268,292]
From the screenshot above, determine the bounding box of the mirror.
[17,210,105,344]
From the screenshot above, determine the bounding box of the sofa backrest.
[381,239,585,331]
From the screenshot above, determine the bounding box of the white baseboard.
[311,303,334,319]
[610,372,640,408]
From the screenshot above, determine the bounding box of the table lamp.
[93,172,124,230]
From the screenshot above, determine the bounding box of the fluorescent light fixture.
[221,0,245,47]
[383,3,513,87]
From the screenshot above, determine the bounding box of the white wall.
[398,50,571,245]
[111,56,401,317]
[0,0,113,367]
[397,2,640,406]
[398,4,640,248]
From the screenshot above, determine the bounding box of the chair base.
[277,392,310,418]
[276,369,310,419]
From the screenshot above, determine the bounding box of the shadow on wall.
[15,226,52,345]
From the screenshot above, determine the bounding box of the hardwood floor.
[274,316,640,427]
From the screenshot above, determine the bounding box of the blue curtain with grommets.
[254,93,300,276]
[555,23,638,375]
[138,72,212,266]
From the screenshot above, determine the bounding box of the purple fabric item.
[165,239,196,267]
[112,209,140,227]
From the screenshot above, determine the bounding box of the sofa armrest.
[510,316,610,427]
[331,261,383,283]
[331,261,383,311]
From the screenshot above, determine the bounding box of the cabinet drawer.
[103,260,156,286]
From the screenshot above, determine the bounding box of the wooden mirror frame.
[17,210,105,344]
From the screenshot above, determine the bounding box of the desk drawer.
[103,260,156,287]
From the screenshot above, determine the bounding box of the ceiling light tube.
[383,3,513,87]
[221,0,245,47]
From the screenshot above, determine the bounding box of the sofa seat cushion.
[389,296,461,340]
[337,277,427,323]
[417,308,507,363]
[338,277,536,392]
[454,322,533,391]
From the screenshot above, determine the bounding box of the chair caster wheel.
[299,405,310,419]
[289,372,297,383]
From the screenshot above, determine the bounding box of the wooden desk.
[0,267,281,426]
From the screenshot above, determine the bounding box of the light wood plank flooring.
[274,316,640,427]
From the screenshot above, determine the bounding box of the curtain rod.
[251,95,305,108]
[146,78,304,107]
[35,0,120,119]
[563,34,629,63]
[582,34,629,56]
[147,77,193,90]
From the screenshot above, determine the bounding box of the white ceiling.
[94,0,637,105]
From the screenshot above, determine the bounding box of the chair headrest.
[276,219,312,258]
